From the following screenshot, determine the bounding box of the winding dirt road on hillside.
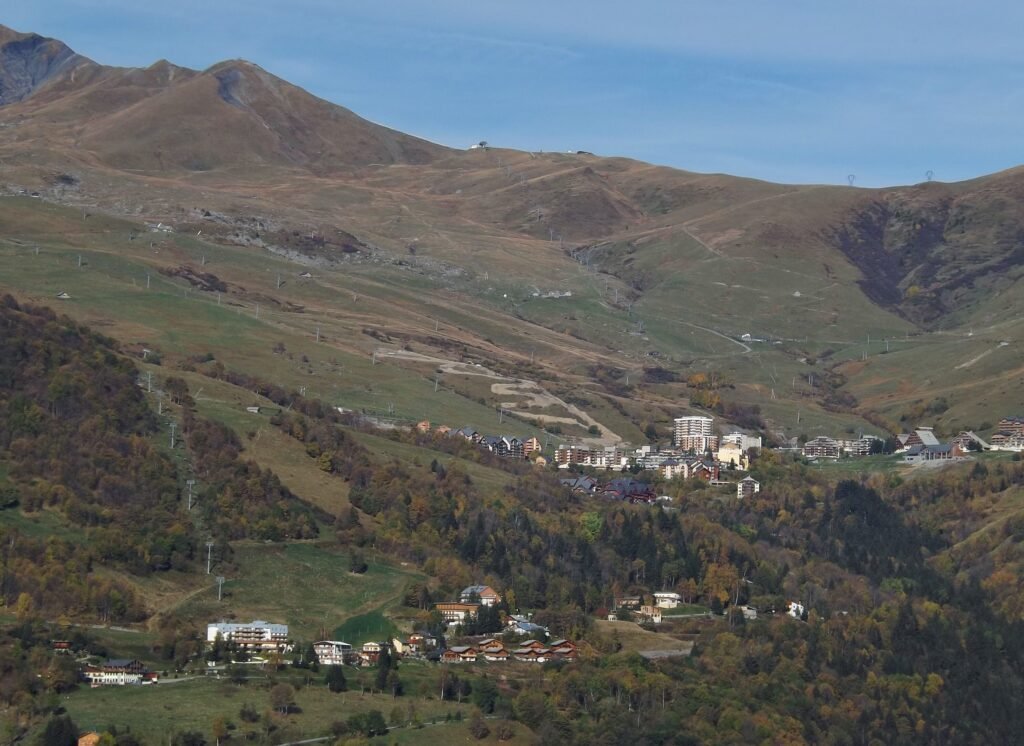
[491,380,622,445]
[377,348,623,445]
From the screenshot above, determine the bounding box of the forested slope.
[2,299,1024,744]
[184,358,1024,743]
[0,295,183,618]
[0,296,323,615]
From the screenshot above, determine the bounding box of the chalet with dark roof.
[441,645,478,663]
[687,459,720,482]
[506,614,549,636]
[460,584,501,606]
[453,427,481,442]
[602,478,655,503]
[559,475,598,495]
[904,443,964,463]
[82,659,153,686]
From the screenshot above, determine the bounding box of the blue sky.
[5,1,1023,186]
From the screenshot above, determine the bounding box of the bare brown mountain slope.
[2,23,1024,336]
[0,24,447,173]
[75,59,447,173]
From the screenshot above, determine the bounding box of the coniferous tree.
[375,646,392,690]
[325,665,347,693]
[39,714,78,746]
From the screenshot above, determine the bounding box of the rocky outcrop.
[0,26,88,105]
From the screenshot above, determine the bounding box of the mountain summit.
[0,23,446,172]
[0,24,92,105]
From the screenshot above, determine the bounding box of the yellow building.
[718,442,749,470]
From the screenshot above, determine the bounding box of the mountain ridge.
[0,23,448,172]
[0,24,94,105]
[3,24,1024,434]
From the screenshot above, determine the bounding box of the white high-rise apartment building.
[673,416,716,452]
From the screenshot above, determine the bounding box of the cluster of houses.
[893,417,1024,458]
[311,637,437,667]
[556,446,728,480]
[428,585,580,665]
[554,421,760,473]
[795,417,1024,464]
[801,427,977,464]
[610,591,715,624]
[442,637,577,664]
[75,619,293,687]
[414,413,772,497]
[415,421,543,461]
[801,434,884,460]
[607,595,666,624]
[204,620,436,669]
[546,417,769,500]
[196,583,572,672]
[414,405,1024,474]
[426,404,1024,472]
[311,627,573,668]
[560,476,655,504]
[611,591,805,625]
[414,415,766,476]
[216,584,570,671]
[74,634,574,689]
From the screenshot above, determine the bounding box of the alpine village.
[0,18,1024,746]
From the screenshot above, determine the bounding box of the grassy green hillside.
[170,543,421,640]
[63,675,528,745]
[0,194,901,446]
